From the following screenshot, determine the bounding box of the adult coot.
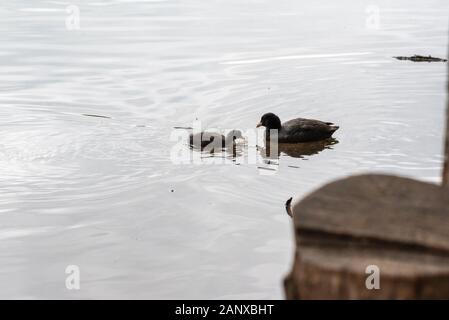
[256,113,339,143]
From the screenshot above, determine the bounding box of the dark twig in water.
[82,114,112,119]
[443,49,449,186]
[394,55,447,62]
[257,166,277,171]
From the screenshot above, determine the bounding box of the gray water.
[0,0,448,299]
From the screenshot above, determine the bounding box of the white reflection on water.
[221,52,372,65]
[0,0,448,298]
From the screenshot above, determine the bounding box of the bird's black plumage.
[189,130,243,150]
[257,113,339,143]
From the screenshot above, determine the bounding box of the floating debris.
[82,114,111,119]
[394,55,447,62]
[257,166,277,171]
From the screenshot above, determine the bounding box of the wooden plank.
[292,174,449,252]
[285,174,449,299]
[443,54,449,187]
[286,241,449,299]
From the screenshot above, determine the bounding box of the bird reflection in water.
[258,138,339,160]
[191,142,245,161]
[186,130,338,165]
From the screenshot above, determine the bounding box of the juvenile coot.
[189,130,243,150]
[256,113,339,143]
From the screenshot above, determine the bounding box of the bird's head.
[256,113,282,130]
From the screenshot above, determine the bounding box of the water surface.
[0,0,448,299]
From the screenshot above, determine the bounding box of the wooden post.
[284,174,449,299]
[443,48,449,187]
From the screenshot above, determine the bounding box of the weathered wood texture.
[443,55,449,187]
[284,174,449,299]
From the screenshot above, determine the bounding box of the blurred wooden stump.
[284,174,449,299]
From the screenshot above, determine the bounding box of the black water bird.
[257,113,339,143]
[189,130,243,150]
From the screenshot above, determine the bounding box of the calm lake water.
[0,0,448,299]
